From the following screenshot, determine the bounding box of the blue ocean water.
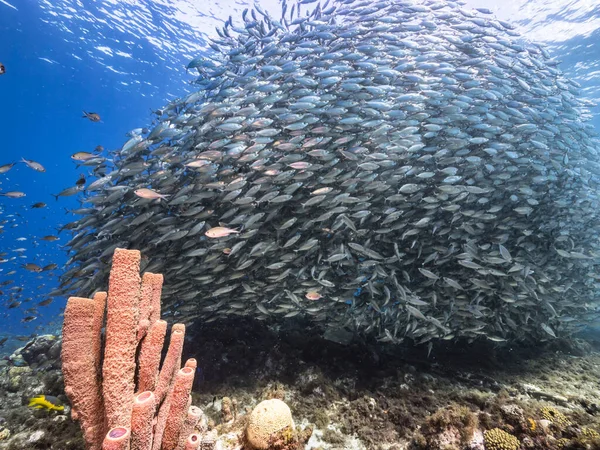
[0,0,599,342]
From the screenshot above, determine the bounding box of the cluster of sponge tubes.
[61,248,204,450]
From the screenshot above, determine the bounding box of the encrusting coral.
[61,248,203,450]
[483,428,519,450]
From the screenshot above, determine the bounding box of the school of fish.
[57,0,600,346]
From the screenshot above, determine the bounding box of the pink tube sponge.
[147,273,163,324]
[137,319,168,393]
[138,273,163,340]
[131,391,156,450]
[92,292,107,374]
[102,427,131,450]
[61,248,201,450]
[183,434,201,450]
[62,296,106,450]
[161,366,196,450]
[103,248,141,430]
[184,359,197,370]
[175,407,204,450]
[154,324,185,404]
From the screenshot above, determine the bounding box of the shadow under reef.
[182,317,600,449]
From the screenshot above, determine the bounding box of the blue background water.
[0,0,599,342]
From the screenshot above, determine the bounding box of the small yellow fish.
[28,395,64,412]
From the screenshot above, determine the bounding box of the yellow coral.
[582,427,600,440]
[556,437,570,448]
[483,428,519,450]
[527,418,536,432]
[540,406,572,428]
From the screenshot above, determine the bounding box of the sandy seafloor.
[1,319,600,450]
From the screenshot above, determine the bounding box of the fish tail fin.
[52,194,59,201]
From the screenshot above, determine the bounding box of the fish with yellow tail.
[28,395,64,412]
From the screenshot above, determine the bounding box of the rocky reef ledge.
[1,320,600,450]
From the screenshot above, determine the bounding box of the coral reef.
[3,315,600,449]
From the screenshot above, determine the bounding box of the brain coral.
[483,428,519,450]
[245,399,295,450]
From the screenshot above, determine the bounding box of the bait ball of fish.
[59,0,600,347]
